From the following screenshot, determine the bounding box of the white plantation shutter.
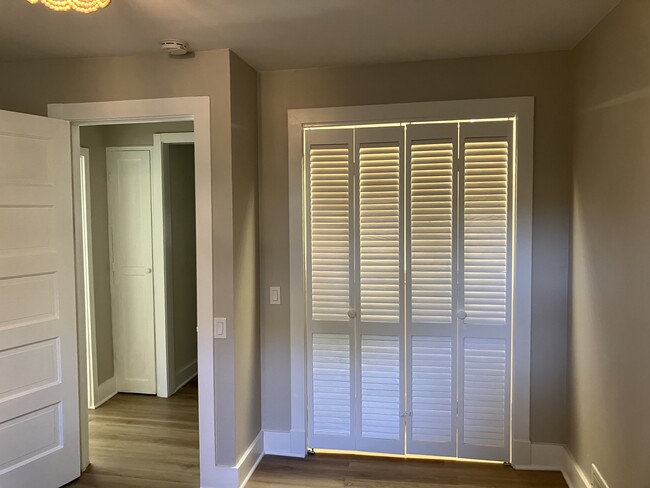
[355,127,405,454]
[405,123,458,457]
[306,120,514,463]
[306,129,356,450]
[457,122,512,462]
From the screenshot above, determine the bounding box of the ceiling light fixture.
[26,0,111,13]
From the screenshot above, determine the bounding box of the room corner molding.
[263,430,306,458]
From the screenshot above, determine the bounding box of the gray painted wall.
[570,0,650,485]
[168,144,198,386]
[80,125,114,385]
[259,51,573,444]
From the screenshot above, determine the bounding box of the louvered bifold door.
[405,124,459,457]
[457,121,513,462]
[354,127,405,454]
[306,128,356,450]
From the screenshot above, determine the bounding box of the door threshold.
[309,448,504,465]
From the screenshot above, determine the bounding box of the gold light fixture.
[27,0,111,13]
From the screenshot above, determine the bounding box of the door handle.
[144,267,152,274]
[347,310,357,319]
[457,310,467,320]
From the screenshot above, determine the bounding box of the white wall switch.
[213,317,227,339]
[270,286,281,305]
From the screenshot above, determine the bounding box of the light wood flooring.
[68,381,567,487]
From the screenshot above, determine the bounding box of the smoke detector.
[160,39,190,56]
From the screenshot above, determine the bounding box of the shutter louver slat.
[411,336,453,443]
[410,142,454,324]
[361,335,401,440]
[463,140,508,327]
[310,146,351,321]
[462,338,506,448]
[359,145,400,323]
[312,334,351,437]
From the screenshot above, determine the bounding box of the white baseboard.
[174,361,198,394]
[513,443,589,488]
[205,431,264,488]
[263,430,306,458]
[90,376,117,409]
[238,431,265,487]
[562,448,590,488]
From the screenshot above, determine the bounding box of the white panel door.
[107,149,157,395]
[0,109,80,487]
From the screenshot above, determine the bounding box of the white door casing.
[106,148,157,395]
[290,98,534,464]
[0,109,80,487]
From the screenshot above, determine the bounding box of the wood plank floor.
[68,379,200,487]
[248,455,568,488]
[68,381,567,487]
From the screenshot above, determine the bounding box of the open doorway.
[76,121,199,483]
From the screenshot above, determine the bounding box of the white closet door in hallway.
[306,120,513,463]
[107,148,156,395]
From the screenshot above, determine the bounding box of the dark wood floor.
[69,381,567,487]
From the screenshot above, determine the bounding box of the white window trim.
[287,97,534,465]
[47,97,217,481]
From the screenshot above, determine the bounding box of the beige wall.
[168,144,198,385]
[570,0,650,485]
[259,51,573,443]
[0,48,258,466]
[230,52,262,460]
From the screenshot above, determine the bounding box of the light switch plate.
[270,286,281,305]
[213,317,227,339]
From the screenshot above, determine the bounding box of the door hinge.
[400,411,412,418]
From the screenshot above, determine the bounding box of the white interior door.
[107,149,156,395]
[0,109,80,487]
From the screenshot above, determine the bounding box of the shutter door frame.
[457,121,513,462]
[405,123,459,457]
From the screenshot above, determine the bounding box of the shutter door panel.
[360,336,401,442]
[458,122,512,462]
[309,144,352,322]
[463,140,508,327]
[355,127,404,454]
[312,334,352,438]
[306,129,356,451]
[462,338,506,448]
[358,144,401,323]
[410,140,454,324]
[411,336,453,444]
[405,124,458,457]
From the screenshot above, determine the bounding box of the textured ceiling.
[0,0,620,70]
